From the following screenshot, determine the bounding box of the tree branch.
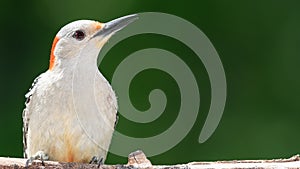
[1,150,299,169]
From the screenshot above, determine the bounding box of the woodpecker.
[22,14,138,165]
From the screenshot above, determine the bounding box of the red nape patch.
[49,36,59,70]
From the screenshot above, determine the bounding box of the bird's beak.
[93,14,138,38]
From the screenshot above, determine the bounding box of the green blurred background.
[0,0,300,165]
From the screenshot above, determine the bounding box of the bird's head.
[49,14,138,71]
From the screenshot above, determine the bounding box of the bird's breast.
[27,72,117,162]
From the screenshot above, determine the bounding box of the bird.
[22,14,138,165]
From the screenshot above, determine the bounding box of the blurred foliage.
[0,0,300,165]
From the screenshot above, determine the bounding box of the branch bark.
[0,150,299,169]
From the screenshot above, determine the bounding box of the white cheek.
[55,39,80,58]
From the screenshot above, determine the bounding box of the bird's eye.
[72,30,85,41]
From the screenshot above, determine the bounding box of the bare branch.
[0,151,299,169]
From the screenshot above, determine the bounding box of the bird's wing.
[22,75,41,158]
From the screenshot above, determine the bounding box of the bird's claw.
[25,151,49,168]
[89,156,103,168]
